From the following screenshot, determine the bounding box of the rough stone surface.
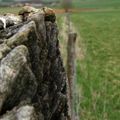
[0,105,38,120]
[0,7,68,120]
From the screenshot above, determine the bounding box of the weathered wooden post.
[62,0,78,120]
[67,32,77,120]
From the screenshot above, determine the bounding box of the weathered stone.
[0,43,11,60]
[0,7,68,120]
[19,6,39,15]
[6,21,36,48]
[0,105,39,120]
[0,45,37,113]
[43,7,56,23]
[0,14,22,30]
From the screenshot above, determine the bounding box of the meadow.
[71,10,120,120]
[0,7,21,14]
[57,1,120,119]
[57,9,120,119]
[72,0,120,9]
[0,1,120,119]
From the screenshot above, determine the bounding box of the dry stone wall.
[0,6,68,120]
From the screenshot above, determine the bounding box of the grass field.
[57,2,120,119]
[0,7,21,14]
[58,1,120,119]
[71,10,120,120]
[72,0,120,9]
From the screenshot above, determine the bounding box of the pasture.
[72,0,120,9]
[71,10,120,120]
[58,1,120,119]
[0,7,20,14]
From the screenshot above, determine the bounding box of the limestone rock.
[0,105,39,120]
[0,6,68,120]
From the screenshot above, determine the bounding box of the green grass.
[71,10,120,120]
[0,7,20,14]
[72,0,120,9]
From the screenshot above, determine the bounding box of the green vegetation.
[0,7,20,14]
[72,0,120,9]
[57,1,120,119]
[71,10,120,120]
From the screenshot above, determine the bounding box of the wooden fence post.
[67,32,77,120]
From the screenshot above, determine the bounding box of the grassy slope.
[71,11,120,120]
